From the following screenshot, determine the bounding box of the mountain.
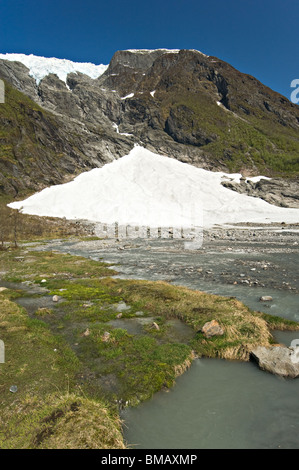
[0,49,299,205]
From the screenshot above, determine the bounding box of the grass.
[149,81,299,176]
[1,245,298,448]
[0,293,125,449]
[0,249,117,282]
[259,312,299,331]
[0,393,125,449]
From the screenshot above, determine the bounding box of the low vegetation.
[0,195,89,247]
[1,244,298,448]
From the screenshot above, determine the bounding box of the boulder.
[260,296,273,302]
[251,346,299,378]
[201,320,224,338]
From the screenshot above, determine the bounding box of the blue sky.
[0,0,298,99]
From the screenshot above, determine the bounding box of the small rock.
[116,313,122,319]
[41,279,47,283]
[9,385,18,393]
[81,328,90,337]
[201,320,224,338]
[52,295,59,302]
[101,331,111,342]
[260,296,273,302]
[115,301,131,312]
[0,287,8,293]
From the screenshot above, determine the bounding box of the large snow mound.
[8,146,299,229]
[0,53,108,84]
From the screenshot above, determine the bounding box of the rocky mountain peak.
[0,49,298,202]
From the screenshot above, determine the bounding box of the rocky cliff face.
[0,49,298,203]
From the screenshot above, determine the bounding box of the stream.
[29,233,299,449]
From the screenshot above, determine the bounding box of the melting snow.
[112,123,133,137]
[126,48,208,57]
[8,146,299,229]
[0,53,108,84]
[121,93,134,100]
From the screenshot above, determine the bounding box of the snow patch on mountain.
[126,48,208,57]
[8,146,299,228]
[0,53,108,84]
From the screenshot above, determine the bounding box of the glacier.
[8,146,299,229]
[0,53,108,84]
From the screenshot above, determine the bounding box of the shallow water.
[122,358,299,449]
[35,236,299,449]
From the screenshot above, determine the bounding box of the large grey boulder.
[251,346,299,378]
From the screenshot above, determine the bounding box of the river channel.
[34,228,299,449]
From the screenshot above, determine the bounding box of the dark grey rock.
[222,178,299,209]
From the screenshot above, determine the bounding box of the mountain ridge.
[0,49,298,205]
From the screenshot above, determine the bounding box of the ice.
[0,53,108,84]
[120,93,134,100]
[8,146,299,229]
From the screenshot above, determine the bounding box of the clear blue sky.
[0,0,298,99]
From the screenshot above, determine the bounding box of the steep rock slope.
[0,49,299,201]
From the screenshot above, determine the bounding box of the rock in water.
[260,296,273,302]
[201,320,224,338]
[251,346,299,378]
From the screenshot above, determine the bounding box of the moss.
[259,312,299,331]
[0,297,79,405]
[1,247,298,448]
[77,325,193,403]
[0,249,117,282]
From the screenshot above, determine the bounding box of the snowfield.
[0,53,108,84]
[8,146,299,229]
